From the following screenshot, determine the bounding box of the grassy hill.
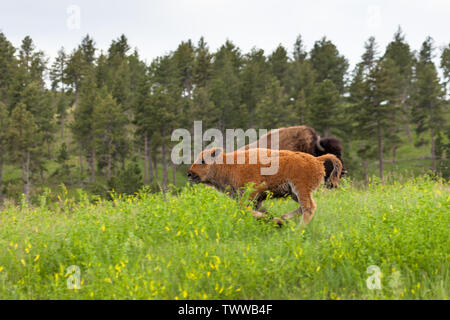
[0,176,448,300]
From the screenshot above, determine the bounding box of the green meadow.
[0,176,448,300]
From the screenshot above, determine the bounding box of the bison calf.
[188,148,342,225]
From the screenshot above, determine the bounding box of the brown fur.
[188,148,342,225]
[240,126,347,182]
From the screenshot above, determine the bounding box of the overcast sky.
[1,0,449,69]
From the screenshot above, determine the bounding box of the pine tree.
[50,48,69,139]
[364,58,399,181]
[106,36,132,112]
[108,157,143,196]
[240,48,270,127]
[50,48,67,92]
[310,37,349,94]
[269,44,289,87]
[411,37,446,172]
[54,142,73,185]
[9,36,47,111]
[440,43,450,177]
[349,37,379,180]
[18,36,46,86]
[255,77,291,129]
[0,32,17,108]
[293,89,308,124]
[72,73,98,182]
[286,58,316,122]
[133,70,155,186]
[210,44,243,132]
[151,86,176,191]
[293,35,307,63]
[351,37,400,181]
[92,89,128,181]
[441,43,450,91]
[8,103,40,201]
[384,27,414,145]
[0,102,9,202]
[173,40,195,98]
[152,53,185,188]
[193,37,212,88]
[21,82,55,157]
[192,87,216,129]
[108,34,130,59]
[309,79,340,137]
[65,35,97,106]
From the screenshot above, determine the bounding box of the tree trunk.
[60,114,65,140]
[405,122,412,143]
[22,151,31,202]
[324,127,330,137]
[0,156,3,203]
[402,93,412,143]
[363,160,368,185]
[153,153,158,180]
[148,143,153,183]
[377,122,384,183]
[431,127,436,172]
[430,102,437,172]
[392,145,397,164]
[172,162,177,186]
[419,132,425,147]
[144,135,149,185]
[74,89,79,108]
[79,151,83,176]
[67,134,71,154]
[47,138,51,159]
[249,108,255,128]
[161,142,168,192]
[90,148,96,183]
[107,153,112,181]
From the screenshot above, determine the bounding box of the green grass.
[0,176,448,300]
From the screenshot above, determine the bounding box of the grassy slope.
[0,177,448,300]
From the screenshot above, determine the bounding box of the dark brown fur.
[188,148,343,225]
[240,126,347,182]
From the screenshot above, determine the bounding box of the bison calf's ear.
[210,147,223,159]
[204,147,224,163]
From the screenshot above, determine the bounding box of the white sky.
[1,0,449,70]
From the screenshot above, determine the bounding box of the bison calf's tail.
[317,154,343,188]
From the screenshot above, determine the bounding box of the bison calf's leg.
[281,182,318,226]
[252,210,283,226]
[281,208,303,221]
[298,193,317,225]
[252,210,266,219]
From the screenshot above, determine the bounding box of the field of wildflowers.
[0,176,448,300]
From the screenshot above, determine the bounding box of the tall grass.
[0,176,448,300]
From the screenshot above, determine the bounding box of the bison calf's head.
[187,148,223,184]
[316,137,347,180]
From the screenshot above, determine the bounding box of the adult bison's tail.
[317,154,343,188]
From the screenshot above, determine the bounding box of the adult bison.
[240,126,347,183]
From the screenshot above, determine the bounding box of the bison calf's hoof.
[273,218,284,226]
